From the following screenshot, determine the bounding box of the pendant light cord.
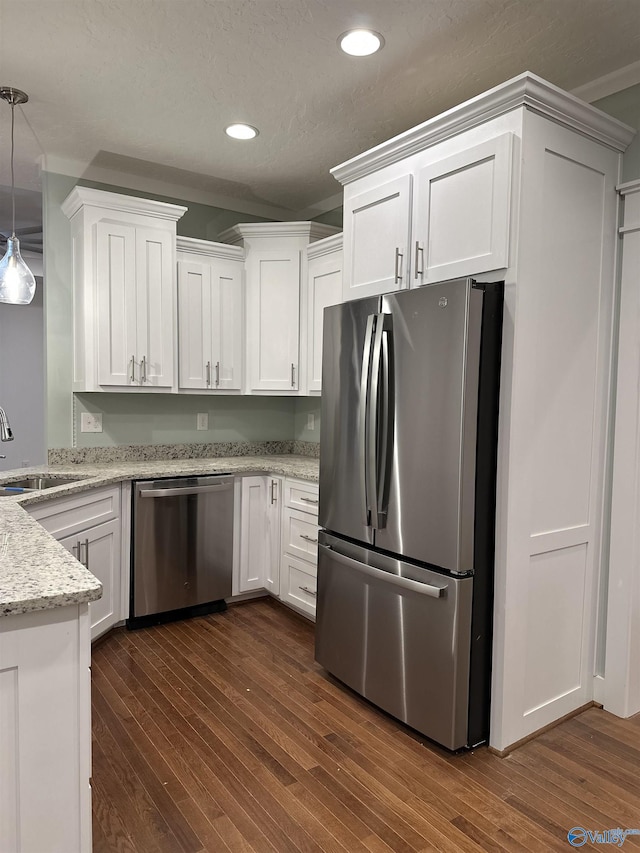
[10,95,15,239]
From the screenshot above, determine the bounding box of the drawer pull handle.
[300,497,319,505]
[300,534,318,544]
[300,585,317,598]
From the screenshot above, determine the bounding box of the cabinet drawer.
[284,479,319,515]
[282,507,319,564]
[28,485,121,540]
[280,555,317,619]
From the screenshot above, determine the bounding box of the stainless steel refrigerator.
[315,277,504,750]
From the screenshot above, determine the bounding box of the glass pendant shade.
[0,236,36,305]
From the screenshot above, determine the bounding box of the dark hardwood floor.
[91,598,640,852]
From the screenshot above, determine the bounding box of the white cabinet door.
[59,517,121,641]
[135,227,175,388]
[237,476,282,595]
[178,259,211,390]
[238,476,269,592]
[96,221,138,387]
[212,257,243,391]
[343,174,412,301]
[413,134,512,285]
[265,476,282,595]
[96,222,175,388]
[307,246,342,393]
[246,249,300,391]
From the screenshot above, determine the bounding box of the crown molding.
[572,60,640,104]
[61,186,188,222]
[176,235,245,260]
[331,72,636,186]
[218,221,340,245]
[43,154,298,222]
[306,231,343,259]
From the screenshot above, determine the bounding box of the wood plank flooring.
[92,598,640,852]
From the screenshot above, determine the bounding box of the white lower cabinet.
[279,478,319,620]
[236,475,319,619]
[279,554,317,619]
[236,475,281,595]
[0,604,92,853]
[59,518,121,641]
[28,485,122,641]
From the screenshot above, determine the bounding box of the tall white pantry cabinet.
[332,72,635,751]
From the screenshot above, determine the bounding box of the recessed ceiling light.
[225,123,259,140]
[338,29,384,56]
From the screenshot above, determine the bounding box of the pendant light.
[0,87,35,305]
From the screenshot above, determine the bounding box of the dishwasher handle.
[139,481,233,498]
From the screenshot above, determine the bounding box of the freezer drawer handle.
[321,544,445,599]
[140,482,232,498]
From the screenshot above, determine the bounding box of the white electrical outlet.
[80,412,103,433]
[307,413,315,430]
[197,412,209,431]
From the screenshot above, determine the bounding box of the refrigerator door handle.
[320,543,445,598]
[360,314,376,526]
[369,313,392,529]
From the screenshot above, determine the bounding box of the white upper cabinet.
[343,175,411,300]
[338,134,512,300]
[218,222,339,394]
[306,233,343,394]
[177,237,244,392]
[413,134,512,285]
[62,187,186,392]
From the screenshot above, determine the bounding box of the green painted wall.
[75,393,296,447]
[42,171,297,449]
[293,397,321,443]
[594,83,640,181]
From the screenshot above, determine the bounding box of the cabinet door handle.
[300,585,317,598]
[72,541,79,559]
[300,496,319,505]
[414,241,424,279]
[291,363,296,388]
[129,355,136,383]
[394,247,403,284]
[206,361,211,387]
[300,534,318,544]
[81,538,90,569]
[271,479,278,504]
[215,361,220,387]
[140,355,147,384]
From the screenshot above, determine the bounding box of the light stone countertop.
[0,455,319,618]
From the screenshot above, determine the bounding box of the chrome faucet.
[0,407,14,442]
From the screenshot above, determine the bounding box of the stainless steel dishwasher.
[128,475,234,628]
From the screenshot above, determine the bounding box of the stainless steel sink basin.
[0,476,87,493]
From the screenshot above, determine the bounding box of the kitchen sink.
[0,476,88,494]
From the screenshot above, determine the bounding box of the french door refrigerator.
[315,277,504,750]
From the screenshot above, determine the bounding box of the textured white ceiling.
[0,0,639,217]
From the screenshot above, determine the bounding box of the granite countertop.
[0,454,319,618]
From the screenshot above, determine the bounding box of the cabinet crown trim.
[331,71,636,185]
[306,232,343,259]
[177,236,245,260]
[218,221,340,245]
[61,187,188,222]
